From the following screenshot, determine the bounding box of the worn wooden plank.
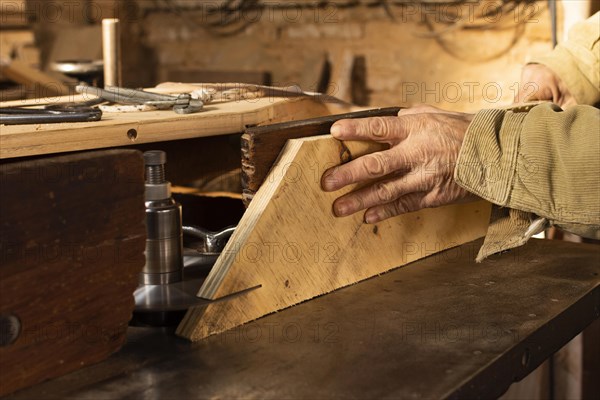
[0,60,70,97]
[241,107,400,205]
[176,135,492,341]
[0,150,146,396]
[165,69,272,85]
[0,96,331,159]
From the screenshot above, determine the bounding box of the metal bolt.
[143,151,166,184]
[0,314,21,347]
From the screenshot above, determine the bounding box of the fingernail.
[322,177,334,191]
[330,124,342,138]
[365,212,379,224]
[322,170,338,191]
[323,181,335,191]
[334,201,349,217]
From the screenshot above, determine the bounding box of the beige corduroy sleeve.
[529,12,600,105]
[454,103,600,261]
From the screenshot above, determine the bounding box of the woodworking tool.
[141,150,183,285]
[0,104,102,125]
[132,150,236,326]
[154,82,352,105]
[183,225,237,256]
[76,85,204,114]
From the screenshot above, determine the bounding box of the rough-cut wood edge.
[0,96,331,159]
[241,107,401,206]
[176,135,492,341]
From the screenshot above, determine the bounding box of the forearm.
[455,103,600,260]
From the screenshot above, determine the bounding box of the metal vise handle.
[182,225,236,255]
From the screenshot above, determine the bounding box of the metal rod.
[102,18,122,87]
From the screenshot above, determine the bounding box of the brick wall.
[30,0,567,111]
[135,0,558,111]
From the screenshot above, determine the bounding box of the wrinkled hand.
[321,105,480,224]
[514,63,576,107]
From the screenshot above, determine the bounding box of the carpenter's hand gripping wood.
[177,135,491,341]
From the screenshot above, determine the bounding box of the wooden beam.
[0,96,332,159]
[0,150,146,395]
[0,59,70,98]
[176,135,492,341]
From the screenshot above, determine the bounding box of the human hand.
[320,105,480,224]
[514,63,576,107]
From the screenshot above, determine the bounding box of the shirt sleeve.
[529,12,600,106]
[454,103,600,261]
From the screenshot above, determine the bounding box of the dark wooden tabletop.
[7,238,599,400]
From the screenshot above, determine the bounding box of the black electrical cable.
[419,0,538,61]
[153,0,542,59]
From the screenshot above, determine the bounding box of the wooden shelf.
[0,96,331,159]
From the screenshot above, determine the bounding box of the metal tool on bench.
[76,85,204,114]
[153,82,352,106]
[132,150,235,326]
[0,102,103,125]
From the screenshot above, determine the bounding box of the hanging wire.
[151,1,543,60]
[413,0,541,61]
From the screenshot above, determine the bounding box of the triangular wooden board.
[177,135,492,341]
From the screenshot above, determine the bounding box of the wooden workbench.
[5,239,599,399]
[0,93,338,395]
[0,96,331,159]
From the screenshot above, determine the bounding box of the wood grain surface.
[0,60,70,98]
[177,135,492,341]
[241,107,400,205]
[0,150,146,396]
[0,96,331,159]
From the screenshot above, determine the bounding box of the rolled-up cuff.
[455,108,533,261]
[474,206,536,262]
[454,108,527,206]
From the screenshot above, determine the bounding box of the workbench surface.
[0,96,329,159]
[7,239,599,399]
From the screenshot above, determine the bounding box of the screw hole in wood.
[127,129,138,141]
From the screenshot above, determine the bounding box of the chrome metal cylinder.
[143,199,183,284]
[141,151,183,285]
